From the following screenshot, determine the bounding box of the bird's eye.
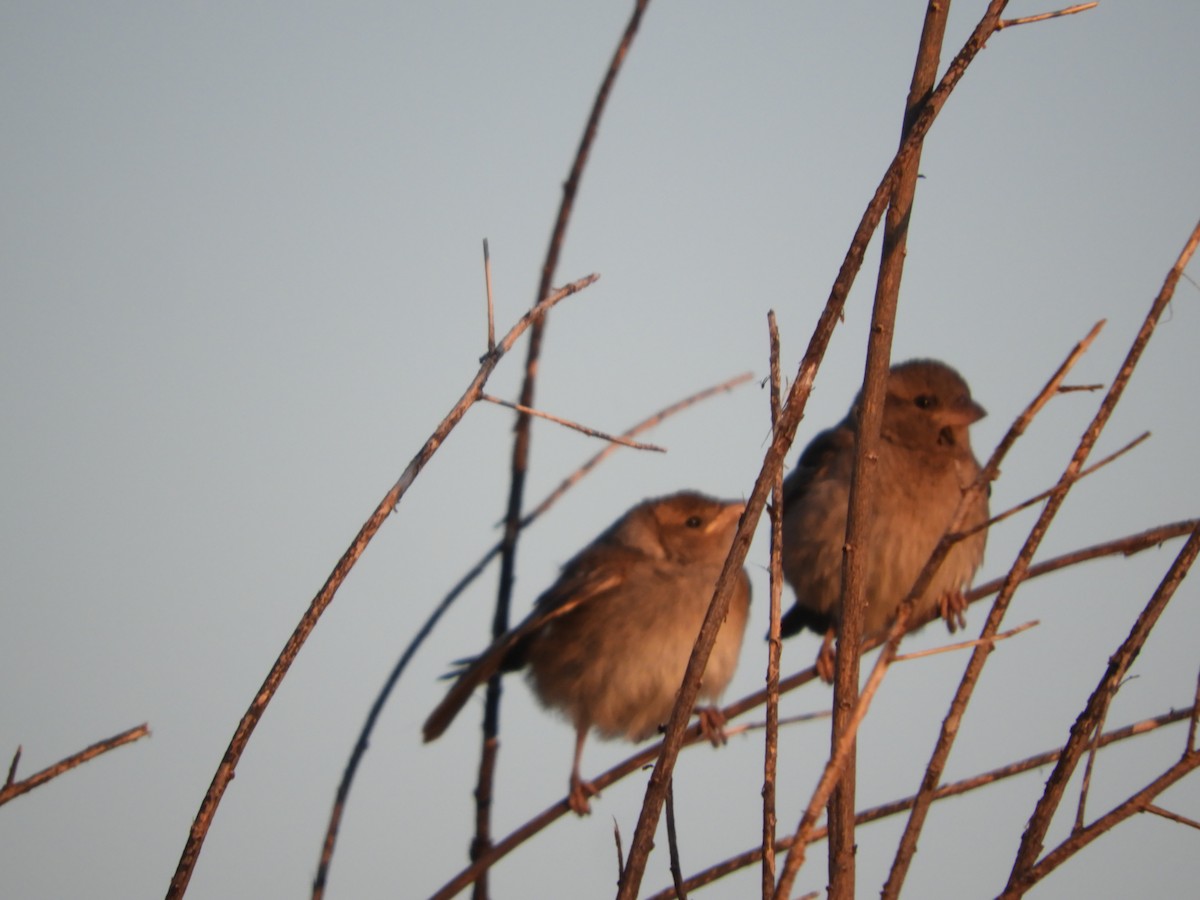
[914,394,938,410]
[685,516,703,528]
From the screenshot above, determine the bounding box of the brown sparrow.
[423,491,751,814]
[780,359,988,681]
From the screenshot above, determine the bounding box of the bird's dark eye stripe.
[685,516,703,528]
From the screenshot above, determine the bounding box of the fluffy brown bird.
[423,491,751,815]
[780,359,988,681]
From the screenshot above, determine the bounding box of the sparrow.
[423,491,751,815]
[780,359,988,681]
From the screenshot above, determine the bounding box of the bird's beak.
[706,501,746,534]
[944,397,986,426]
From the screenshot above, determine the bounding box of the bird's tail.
[422,639,515,742]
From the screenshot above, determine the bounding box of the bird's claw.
[940,590,968,633]
[698,706,729,746]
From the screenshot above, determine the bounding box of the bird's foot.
[940,590,968,634]
[568,773,599,816]
[697,706,728,746]
[815,629,836,684]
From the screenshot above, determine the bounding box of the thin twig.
[0,725,150,807]
[891,620,1038,663]
[1074,687,1118,833]
[1188,666,1200,755]
[762,311,784,898]
[965,431,1150,538]
[4,746,19,789]
[431,519,1195,897]
[1009,751,1200,894]
[478,4,651,891]
[1002,219,1200,895]
[880,316,1109,897]
[1143,804,1200,831]
[614,818,625,884]
[311,374,750,897]
[621,3,1020,895]
[665,778,688,900]
[166,274,596,900]
[825,3,952,891]
[643,706,1197,899]
[998,2,1098,29]
[482,238,495,356]
[1003,527,1200,897]
[480,394,666,451]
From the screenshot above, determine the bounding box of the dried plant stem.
[779,315,1101,900]
[482,238,495,355]
[998,2,1098,29]
[480,394,666,451]
[0,724,150,807]
[762,311,784,897]
[969,431,1150,537]
[1007,750,1200,896]
[310,374,749,898]
[828,4,952,891]
[892,620,1038,663]
[1189,667,1200,753]
[619,5,1020,896]
[164,274,595,900]
[430,518,1195,897]
[665,778,688,900]
[643,706,1196,899]
[892,219,1200,900]
[1003,526,1200,896]
[475,4,651,892]
[1143,804,1200,831]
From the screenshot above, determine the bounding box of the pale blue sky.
[2,3,1198,898]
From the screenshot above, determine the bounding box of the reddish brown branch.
[310,373,750,898]
[477,4,652,891]
[0,724,150,807]
[644,706,1196,899]
[762,311,784,898]
[479,394,666,451]
[1004,526,1200,896]
[998,2,1098,29]
[165,274,596,900]
[1008,751,1200,895]
[619,3,1020,896]
[430,519,1195,897]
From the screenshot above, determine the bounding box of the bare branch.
[478,2,652,888]
[998,3,1098,29]
[166,274,597,900]
[1009,751,1200,894]
[0,725,150,807]
[480,394,666,451]
[482,238,495,356]
[1004,526,1200,896]
[763,311,784,898]
[886,216,1200,896]
[1143,804,1200,832]
[665,778,688,900]
[645,706,1197,899]
[892,620,1038,663]
[966,431,1150,538]
[621,3,1022,895]
[4,745,19,789]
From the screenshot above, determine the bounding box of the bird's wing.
[781,422,854,508]
[778,422,854,638]
[421,557,628,742]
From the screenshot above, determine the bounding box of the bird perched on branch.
[423,491,751,815]
[780,359,989,681]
